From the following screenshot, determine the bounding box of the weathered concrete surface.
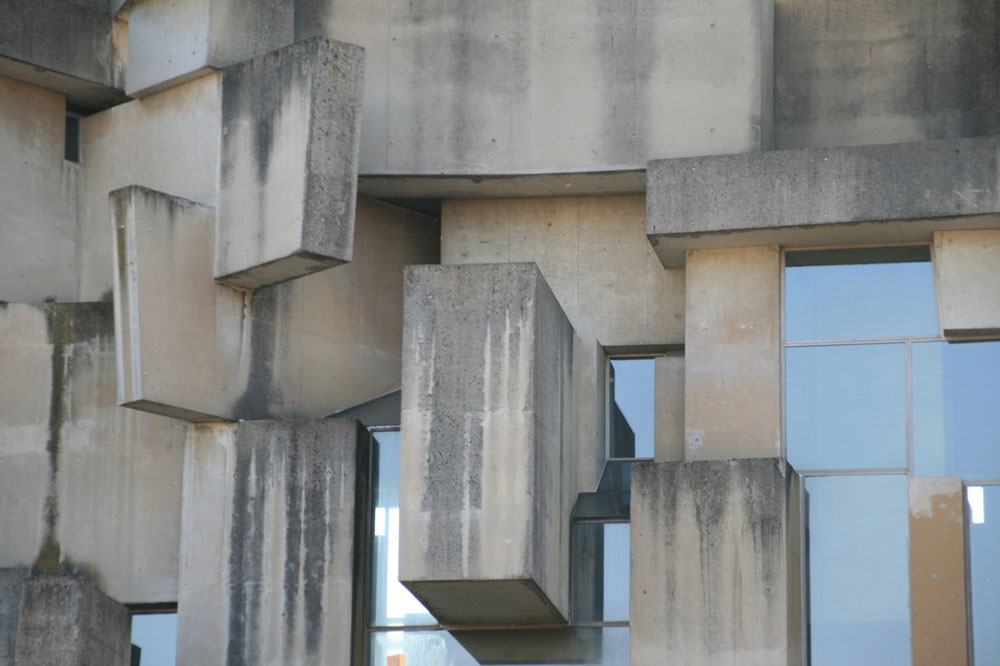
[774,0,1000,149]
[0,569,27,666]
[216,37,365,289]
[654,353,684,462]
[0,303,186,603]
[13,574,131,666]
[933,229,1000,340]
[684,247,780,460]
[0,76,80,304]
[0,0,126,109]
[646,137,1000,267]
[177,419,360,666]
[908,477,969,666]
[299,0,772,175]
[631,459,790,666]
[399,263,575,625]
[126,0,293,97]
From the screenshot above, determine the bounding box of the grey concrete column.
[933,229,1000,340]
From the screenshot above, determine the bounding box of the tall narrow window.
[130,609,177,666]
[607,356,656,460]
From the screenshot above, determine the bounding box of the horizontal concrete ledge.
[0,57,128,110]
[215,251,345,290]
[647,137,1000,267]
[121,399,230,424]
[359,168,647,199]
[402,579,567,627]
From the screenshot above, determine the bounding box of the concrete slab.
[933,229,1000,340]
[631,458,791,665]
[647,137,1000,267]
[216,37,365,289]
[399,263,575,625]
[177,419,360,666]
[654,353,684,463]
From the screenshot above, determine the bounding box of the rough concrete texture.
[0,76,80,304]
[126,0,293,97]
[399,263,575,625]
[13,574,131,666]
[217,37,365,289]
[631,458,790,666]
[0,0,126,109]
[177,419,359,666]
[774,0,1000,149]
[112,189,438,421]
[685,247,780,460]
[0,569,27,666]
[0,303,186,604]
[908,477,969,666]
[654,353,684,462]
[647,136,1000,266]
[933,229,1000,340]
[298,0,771,175]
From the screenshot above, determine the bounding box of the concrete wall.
[774,0,1000,149]
[933,229,1000,340]
[177,419,360,666]
[399,263,575,625]
[300,0,772,174]
[0,303,186,604]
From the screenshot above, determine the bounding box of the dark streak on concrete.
[282,429,303,657]
[301,427,328,656]
[231,286,286,420]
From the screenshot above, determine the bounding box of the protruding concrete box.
[933,229,1000,340]
[399,263,575,625]
[631,458,793,666]
[216,37,365,289]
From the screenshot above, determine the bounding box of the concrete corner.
[216,37,365,289]
[933,229,1000,340]
[399,263,575,626]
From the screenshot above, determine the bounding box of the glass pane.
[786,344,906,470]
[805,475,911,666]
[969,485,1000,665]
[130,613,177,666]
[785,250,937,341]
[913,341,1000,478]
[371,430,435,627]
[571,522,630,623]
[609,358,654,458]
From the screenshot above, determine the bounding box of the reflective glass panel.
[371,430,435,627]
[130,613,177,666]
[969,485,1000,665]
[785,248,938,341]
[786,344,906,470]
[572,522,630,622]
[805,475,911,666]
[912,341,1000,478]
[609,358,654,458]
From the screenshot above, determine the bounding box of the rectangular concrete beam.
[647,137,1000,267]
[216,37,365,290]
[933,229,1000,340]
[631,458,791,666]
[399,263,575,625]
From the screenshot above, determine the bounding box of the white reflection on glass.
[786,344,906,470]
[609,358,654,459]
[372,430,435,627]
[969,485,1000,664]
[969,486,986,524]
[131,613,177,666]
[912,341,1000,478]
[805,475,911,666]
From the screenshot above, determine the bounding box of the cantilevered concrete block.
[216,37,365,289]
[399,263,575,625]
[631,458,792,666]
[14,575,131,666]
[177,420,360,666]
[647,136,1000,267]
[933,229,1000,340]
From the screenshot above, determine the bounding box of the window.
[607,357,656,460]
[129,608,177,666]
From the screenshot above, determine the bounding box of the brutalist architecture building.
[1,1,999,665]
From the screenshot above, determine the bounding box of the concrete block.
[685,247,781,460]
[216,37,365,289]
[647,137,1000,267]
[0,569,27,666]
[399,263,575,625]
[14,575,131,666]
[654,353,684,463]
[0,0,126,109]
[177,419,360,666]
[775,0,1000,149]
[909,477,969,666]
[126,0,293,97]
[933,229,1000,340]
[631,458,791,665]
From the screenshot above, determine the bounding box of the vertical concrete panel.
[631,459,789,666]
[654,354,684,463]
[684,246,780,460]
[0,569,27,666]
[934,229,1000,340]
[908,477,970,666]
